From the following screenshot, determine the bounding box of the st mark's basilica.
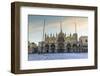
[28,19,88,54]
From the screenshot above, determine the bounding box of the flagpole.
[60,17,62,32]
[43,18,45,41]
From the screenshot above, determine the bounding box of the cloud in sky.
[28,15,88,45]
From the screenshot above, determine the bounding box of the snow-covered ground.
[28,53,88,61]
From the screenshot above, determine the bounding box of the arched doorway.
[72,44,77,52]
[58,43,64,53]
[45,44,49,53]
[50,43,55,53]
[67,43,71,53]
[78,44,82,53]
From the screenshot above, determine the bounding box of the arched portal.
[66,43,71,53]
[72,44,77,52]
[58,43,64,53]
[50,43,55,53]
[45,44,49,53]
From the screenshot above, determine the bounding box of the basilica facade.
[28,31,88,54]
[28,19,88,54]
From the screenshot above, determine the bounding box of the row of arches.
[29,43,88,54]
[41,43,88,53]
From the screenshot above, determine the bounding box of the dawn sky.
[28,15,88,45]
